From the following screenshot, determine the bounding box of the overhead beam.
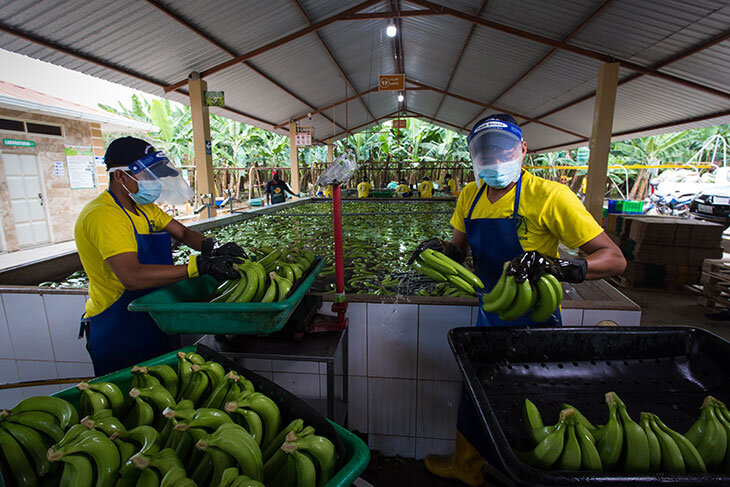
[462,0,614,130]
[329,110,402,140]
[523,26,730,128]
[432,0,486,122]
[407,78,588,140]
[144,0,344,132]
[407,0,730,101]
[341,10,439,20]
[531,108,730,153]
[0,21,282,131]
[291,0,376,123]
[164,0,381,92]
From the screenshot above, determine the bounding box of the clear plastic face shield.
[108,152,194,205]
[467,119,524,189]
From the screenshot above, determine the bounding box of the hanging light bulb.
[397,93,404,102]
[386,19,397,37]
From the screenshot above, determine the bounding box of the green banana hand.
[576,423,602,471]
[145,365,179,399]
[283,434,336,485]
[48,429,120,487]
[499,278,533,321]
[262,419,304,461]
[652,413,706,473]
[4,410,64,443]
[413,257,447,282]
[515,410,568,468]
[529,274,558,323]
[648,414,685,473]
[1,420,53,476]
[639,412,661,472]
[11,396,78,430]
[419,248,457,276]
[85,382,124,417]
[597,393,623,471]
[556,421,581,470]
[291,450,317,487]
[58,453,94,487]
[483,274,516,313]
[617,400,649,473]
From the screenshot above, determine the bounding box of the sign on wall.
[65,146,96,189]
[3,138,35,148]
[204,91,225,107]
[53,161,65,176]
[295,126,314,147]
[392,119,407,129]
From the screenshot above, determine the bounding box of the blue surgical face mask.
[478,158,522,189]
[125,179,162,205]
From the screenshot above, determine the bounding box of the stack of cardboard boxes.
[606,214,724,289]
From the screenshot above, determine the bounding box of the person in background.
[412,114,625,486]
[418,176,433,198]
[396,178,411,198]
[266,169,299,205]
[357,180,372,198]
[74,137,246,376]
[444,173,457,195]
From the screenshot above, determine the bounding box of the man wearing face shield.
[74,137,247,376]
[416,115,626,485]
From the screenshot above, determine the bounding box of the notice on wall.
[65,146,96,189]
[53,161,65,176]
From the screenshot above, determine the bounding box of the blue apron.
[79,191,176,376]
[458,176,561,459]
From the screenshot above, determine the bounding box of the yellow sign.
[379,74,405,91]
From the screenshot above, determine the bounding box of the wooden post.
[327,138,334,163]
[188,72,216,216]
[585,62,620,222]
[288,122,300,195]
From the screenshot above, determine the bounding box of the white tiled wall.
[0,291,90,409]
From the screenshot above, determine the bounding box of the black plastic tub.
[448,326,730,486]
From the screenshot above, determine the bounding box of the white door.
[3,153,50,247]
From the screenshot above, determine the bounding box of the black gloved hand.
[510,250,588,283]
[201,238,248,260]
[408,238,466,265]
[197,255,240,281]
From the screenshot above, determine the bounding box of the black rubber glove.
[201,238,247,260]
[197,255,239,281]
[408,238,466,265]
[510,251,588,283]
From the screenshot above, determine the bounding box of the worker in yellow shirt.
[443,173,457,195]
[357,180,372,198]
[418,176,433,198]
[395,178,411,198]
[74,137,245,375]
[411,114,626,486]
[323,185,333,198]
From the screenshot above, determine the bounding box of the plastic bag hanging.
[316,150,357,186]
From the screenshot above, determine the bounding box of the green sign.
[205,91,225,107]
[3,138,35,148]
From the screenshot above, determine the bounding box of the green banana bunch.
[130,448,184,478]
[651,413,706,473]
[77,382,124,417]
[515,408,569,468]
[0,425,39,487]
[47,429,121,487]
[270,272,293,301]
[688,396,727,470]
[228,408,264,446]
[58,453,94,487]
[2,410,65,443]
[576,423,602,471]
[175,408,233,433]
[411,248,484,294]
[203,371,242,410]
[179,368,210,407]
[262,418,304,461]
[612,392,649,473]
[10,396,78,430]
[556,413,581,471]
[597,392,623,471]
[134,365,179,400]
[224,392,281,450]
[123,397,155,429]
[290,449,317,487]
[196,423,263,482]
[112,425,161,477]
[281,434,336,486]
[523,398,555,445]
[81,410,126,437]
[159,465,196,487]
[0,420,53,476]
[639,412,661,472]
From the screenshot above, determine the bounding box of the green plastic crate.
[371,189,394,198]
[49,345,369,487]
[128,259,325,335]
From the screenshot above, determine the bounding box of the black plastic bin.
[448,326,730,486]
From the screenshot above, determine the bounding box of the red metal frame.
[330,184,348,327]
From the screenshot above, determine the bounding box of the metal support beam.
[164,0,381,93]
[407,0,730,101]
[289,122,301,194]
[585,62,619,222]
[188,72,216,216]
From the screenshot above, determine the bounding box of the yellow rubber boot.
[424,431,485,486]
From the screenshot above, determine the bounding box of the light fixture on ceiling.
[386,19,397,37]
[397,92,404,102]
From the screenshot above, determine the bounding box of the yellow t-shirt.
[396,184,410,197]
[74,191,173,317]
[323,186,333,198]
[450,171,603,258]
[357,181,371,198]
[445,178,457,194]
[418,180,433,198]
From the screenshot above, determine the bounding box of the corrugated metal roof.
[0,0,728,151]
